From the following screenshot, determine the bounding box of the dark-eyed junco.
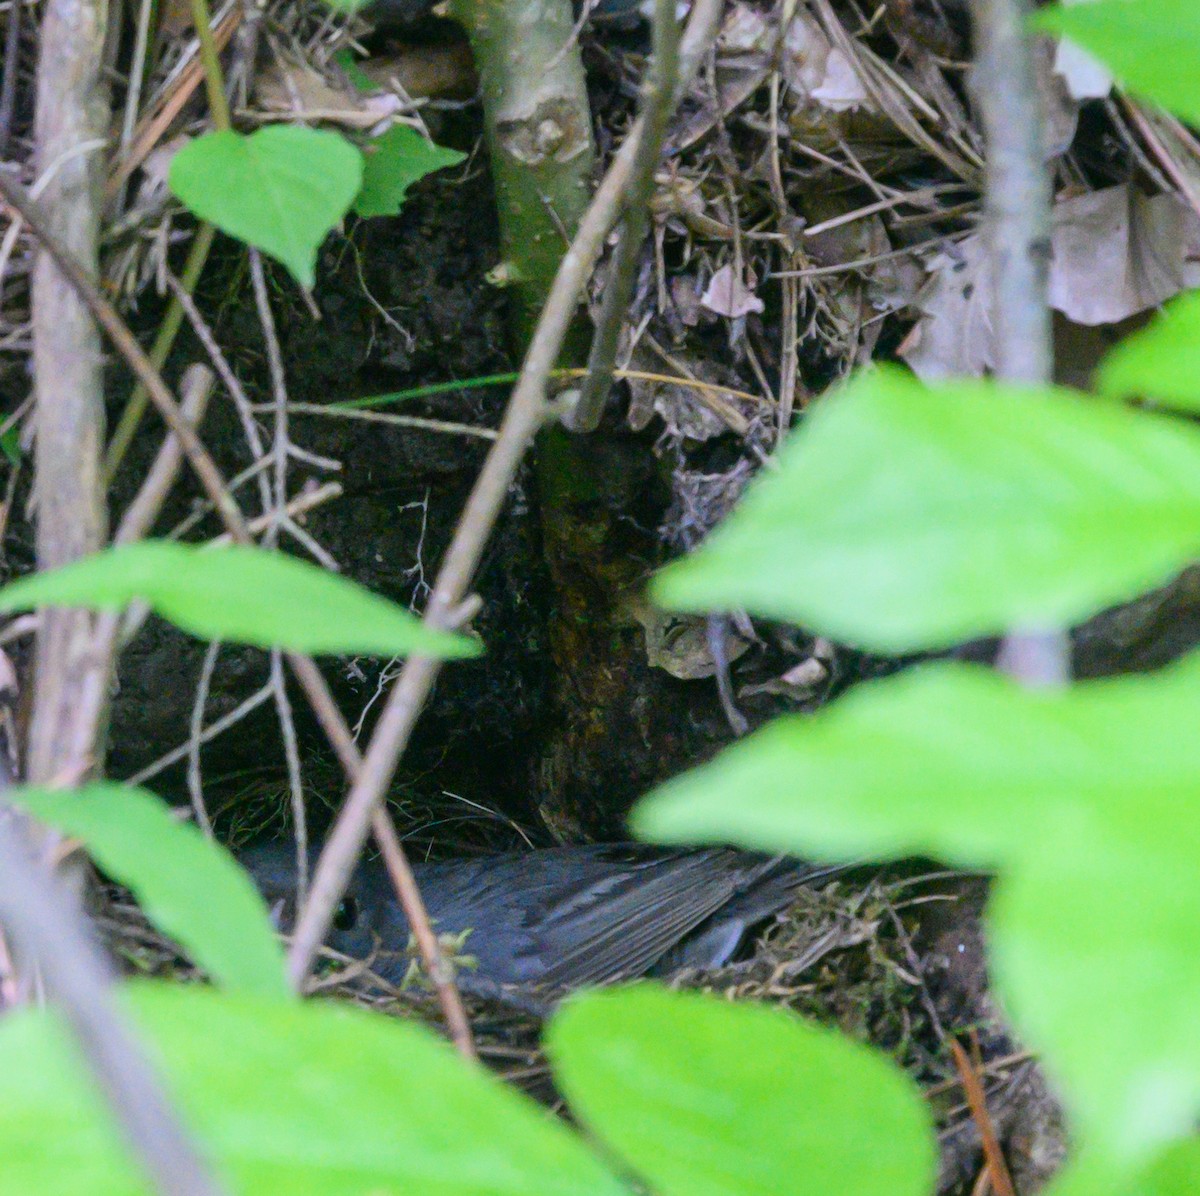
[243,841,846,1001]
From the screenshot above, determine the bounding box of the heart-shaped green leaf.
[169,127,362,287]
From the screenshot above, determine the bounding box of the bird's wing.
[527,848,782,989]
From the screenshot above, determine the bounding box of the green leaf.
[0,429,20,466]
[1033,0,1200,126]
[653,367,1200,652]
[0,541,478,659]
[168,127,362,287]
[354,126,465,220]
[1096,290,1200,412]
[634,661,1104,866]
[548,985,935,1196]
[1121,1141,1200,1196]
[332,48,375,92]
[990,830,1200,1161]
[0,984,630,1195]
[634,655,1200,1158]
[1042,1146,1200,1196]
[7,783,288,999]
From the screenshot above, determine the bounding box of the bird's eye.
[333,896,359,931]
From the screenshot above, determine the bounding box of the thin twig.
[247,251,289,547]
[0,173,250,540]
[160,267,274,524]
[213,483,343,543]
[570,0,681,431]
[270,649,308,903]
[949,1037,1018,1196]
[115,365,214,545]
[126,684,275,787]
[186,641,221,837]
[282,651,478,1059]
[243,254,307,897]
[111,0,155,213]
[766,1,802,437]
[278,404,500,441]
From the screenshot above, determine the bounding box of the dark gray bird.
[243,841,846,1002]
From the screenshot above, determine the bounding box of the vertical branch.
[27,0,111,782]
[569,0,681,432]
[970,0,1051,386]
[970,0,1066,686]
[448,0,596,345]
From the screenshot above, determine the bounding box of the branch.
[970,0,1051,384]
[26,0,110,783]
[969,0,1066,685]
[569,0,681,432]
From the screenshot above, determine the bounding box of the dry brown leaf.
[901,184,1200,378]
[898,234,996,379]
[626,373,735,441]
[783,9,868,112]
[255,60,404,129]
[717,1,772,54]
[739,656,830,701]
[1048,186,1200,324]
[1054,40,1112,101]
[1033,38,1080,160]
[632,606,750,681]
[700,263,764,317]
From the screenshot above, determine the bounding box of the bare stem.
[570,0,681,432]
[969,0,1067,685]
[27,0,110,783]
[970,0,1051,385]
